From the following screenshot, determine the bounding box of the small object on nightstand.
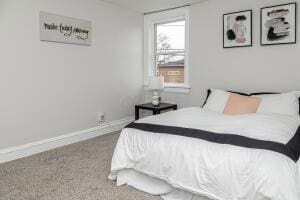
[135,103,177,120]
[148,76,164,106]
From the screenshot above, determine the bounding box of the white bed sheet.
[110,107,300,200]
[116,168,211,200]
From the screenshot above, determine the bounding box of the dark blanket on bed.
[126,122,300,162]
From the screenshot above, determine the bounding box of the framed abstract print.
[223,10,252,48]
[261,3,297,46]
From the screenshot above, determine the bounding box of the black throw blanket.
[125,122,300,162]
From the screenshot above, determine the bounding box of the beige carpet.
[0,132,160,200]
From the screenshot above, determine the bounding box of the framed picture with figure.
[261,3,297,46]
[223,10,252,48]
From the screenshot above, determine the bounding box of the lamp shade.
[148,76,164,90]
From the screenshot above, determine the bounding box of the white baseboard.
[0,117,134,164]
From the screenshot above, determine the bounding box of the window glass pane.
[155,20,185,84]
[156,55,184,84]
[156,21,185,51]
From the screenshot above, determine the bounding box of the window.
[144,7,190,92]
[155,20,185,84]
[167,71,181,76]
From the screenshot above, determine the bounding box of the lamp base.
[152,90,160,106]
[152,96,160,106]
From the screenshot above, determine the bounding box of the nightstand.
[135,103,178,120]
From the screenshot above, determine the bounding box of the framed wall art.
[223,10,252,48]
[261,3,297,46]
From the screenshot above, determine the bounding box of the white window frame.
[144,7,190,93]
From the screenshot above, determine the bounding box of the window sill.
[144,84,191,94]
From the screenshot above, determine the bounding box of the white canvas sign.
[39,11,92,45]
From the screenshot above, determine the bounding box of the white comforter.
[110,107,300,200]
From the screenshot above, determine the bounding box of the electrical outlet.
[98,112,105,122]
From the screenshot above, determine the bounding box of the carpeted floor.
[0,132,160,200]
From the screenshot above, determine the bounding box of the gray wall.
[153,0,300,108]
[0,0,143,149]
[2,0,300,150]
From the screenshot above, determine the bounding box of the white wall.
[152,0,300,108]
[0,0,143,149]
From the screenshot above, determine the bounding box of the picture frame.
[223,10,252,48]
[261,3,297,46]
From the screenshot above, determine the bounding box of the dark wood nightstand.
[135,103,178,120]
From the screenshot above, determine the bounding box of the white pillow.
[203,89,229,112]
[254,91,300,116]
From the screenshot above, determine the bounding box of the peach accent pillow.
[223,93,262,115]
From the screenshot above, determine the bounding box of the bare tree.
[155,33,175,75]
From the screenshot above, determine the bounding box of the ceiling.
[100,0,206,13]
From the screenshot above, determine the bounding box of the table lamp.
[149,76,164,106]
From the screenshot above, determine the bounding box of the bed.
[109,90,300,200]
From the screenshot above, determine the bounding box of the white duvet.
[110,107,300,200]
